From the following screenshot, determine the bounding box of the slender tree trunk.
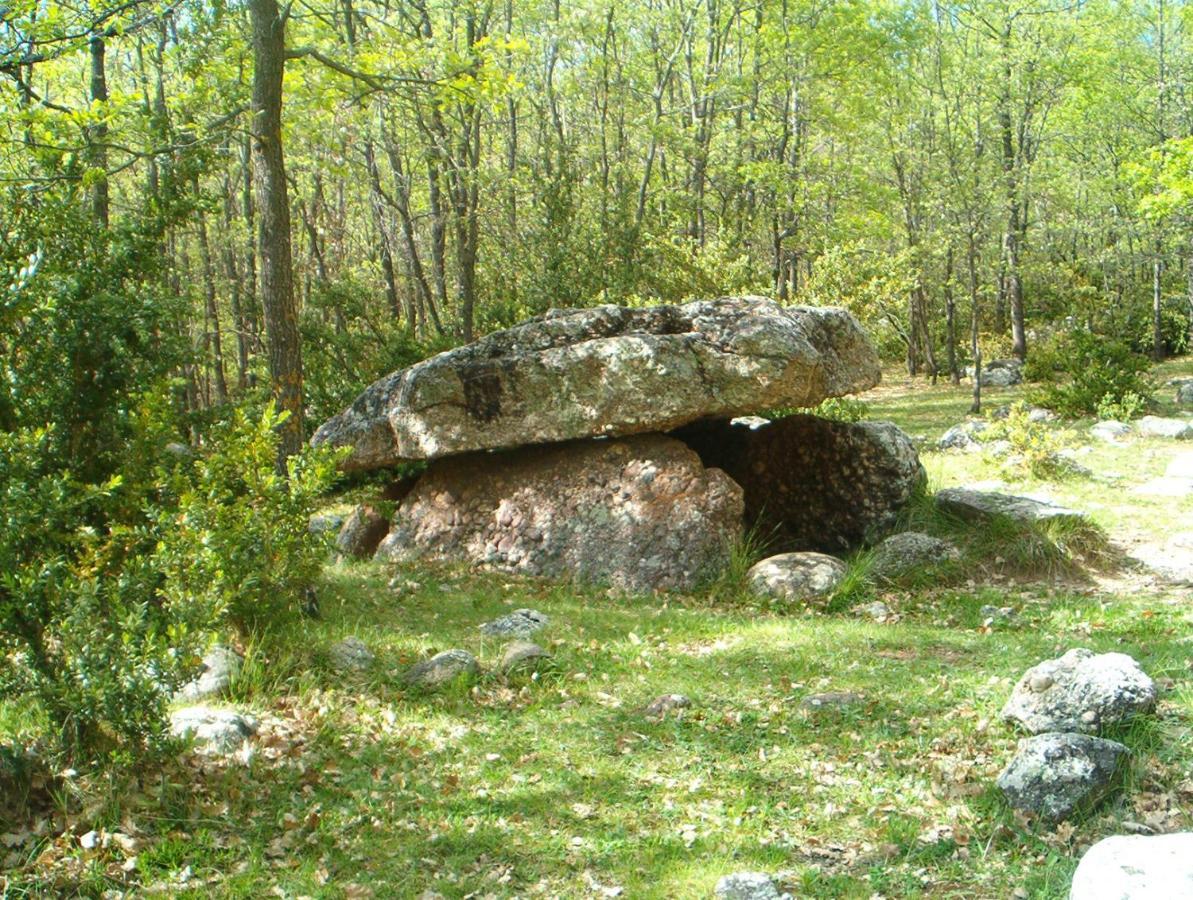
[968,230,982,415]
[88,36,110,227]
[1153,242,1164,361]
[197,210,229,404]
[250,0,304,462]
[945,245,959,384]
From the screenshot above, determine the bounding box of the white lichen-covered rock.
[747,552,846,603]
[1176,383,1193,408]
[170,706,257,755]
[328,636,375,672]
[1091,420,1131,442]
[377,434,743,593]
[714,871,789,900]
[403,649,479,689]
[676,416,923,553]
[174,645,242,703]
[311,297,880,471]
[996,732,1128,821]
[870,532,960,578]
[1070,832,1193,900]
[479,608,549,639]
[937,421,987,452]
[1137,416,1193,440]
[935,487,1083,526]
[967,359,1023,387]
[1001,649,1156,735]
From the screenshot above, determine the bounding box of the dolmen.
[313,296,922,591]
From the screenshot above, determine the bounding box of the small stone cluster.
[995,648,1157,822]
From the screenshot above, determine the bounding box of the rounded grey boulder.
[403,649,480,689]
[996,732,1128,821]
[479,608,549,639]
[871,532,960,579]
[499,641,552,675]
[174,645,242,703]
[1001,648,1156,734]
[170,706,257,755]
[714,871,788,900]
[328,636,375,672]
[747,552,846,603]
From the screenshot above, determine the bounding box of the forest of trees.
[4,0,1193,450]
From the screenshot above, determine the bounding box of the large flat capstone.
[375,434,743,592]
[312,297,880,471]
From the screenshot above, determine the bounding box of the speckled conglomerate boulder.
[673,415,923,553]
[1001,648,1156,735]
[312,297,880,471]
[376,434,743,592]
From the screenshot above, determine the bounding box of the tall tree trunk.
[88,36,110,227]
[1153,243,1165,361]
[250,0,304,462]
[197,210,229,404]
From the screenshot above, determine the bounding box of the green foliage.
[1095,390,1148,422]
[810,396,871,423]
[801,243,918,361]
[1127,304,1191,358]
[0,428,208,764]
[300,279,454,426]
[981,402,1071,479]
[154,407,340,634]
[0,193,188,481]
[1025,331,1153,417]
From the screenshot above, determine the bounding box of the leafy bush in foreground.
[154,407,340,634]
[0,428,208,762]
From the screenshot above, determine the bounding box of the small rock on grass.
[801,691,864,710]
[714,871,789,900]
[329,636,375,672]
[170,706,257,755]
[979,604,1016,622]
[1070,832,1193,899]
[855,600,892,622]
[747,552,845,603]
[1137,416,1193,440]
[479,608,549,639]
[403,649,479,689]
[1001,648,1156,735]
[996,732,1128,821]
[935,487,1082,526]
[174,644,242,702]
[500,641,552,675]
[645,693,691,718]
[1091,420,1131,442]
[870,532,960,579]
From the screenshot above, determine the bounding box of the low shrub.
[0,428,208,764]
[153,406,340,634]
[1025,331,1153,416]
[982,402,1078,480]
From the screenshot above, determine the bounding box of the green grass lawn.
[4,361,1193,899]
